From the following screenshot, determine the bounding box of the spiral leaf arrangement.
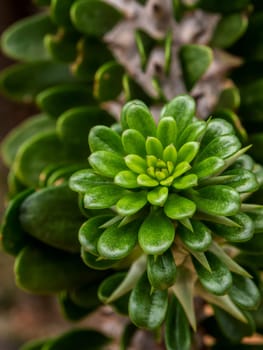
[1,0,263,349]
[70,95,263,343]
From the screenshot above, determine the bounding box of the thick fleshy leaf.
[146,137,163,158]
[98,273,130,315]
[192,157,225,179]
[137,174,159,187]
[164,194,196,220]
[50,0,75,28]
[165,295,191,350]
[1,114,55,167]
[116,191,147,216]
[89,151,126,177]
[15,245,104,293]
[1,188,34,256]
[177,142,199,164]
[197,134,241,162]
[138,210,175,255]
[229,274,260,310]
[89,125,123,154]
[246,206,263,233]
[71,37,113,80]
[216,87,241,111]
[161,95,195,133]
[98,221,139,260]
[163,144,177,163]
[147,249,177,290]
[172,161,192,179]
[209,241,251,278]
[157,117,178,147]
[172,174,198,190]
[202,118,234,146]
[94,61,124,101]
[210,212,254,242]
[84,184,126,209]
[71,0,123,37]
[191,185,240,216]
[123,100,156,137]
[129,272,168,330]
[58,107,115,155]
[45,329,110,350]
[81,248,117,270]
[235,233,263,254]
[176,120,206,148]
[20,185,84,252]
[194,251,232,295]
[1,13,55,61]
[37,84,95,119]
[125,154,147,174]
[44,29,79,63]
[179,220,212,252]
[0,62,76,102]
[223,168,259,193]
[14,131,79,188]
[147,186,168,206]
[69,283,101,310]
[179,45,213,91]
[211,13,248,48]
[69,169,111,193]
[213,307,254,343]
[122,129,146,156]
[114,170,139,189]
[79,215,113,255]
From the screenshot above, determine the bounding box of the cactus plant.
[1,0,263,349]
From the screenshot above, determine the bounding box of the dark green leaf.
[83,183,126,209]
[69,169,111,193]
[37,84,94,119]
[202,118,234,146]
[94,61,125,101]
[129,272,168,330]
[0,62,77,102]
[213,307,254,343]
[79,215,113,255]
[50,0,75,28]
[179,220,212,252]
[1,13,55,61]
[194,251,232,295]
[147,249,177,290]
[71,0,123,37]
[161,95,195,133]
[210,212,254,242]
[89,125,123,154]
[98,220,139,260]
[179,45,213,91]
[1,114,55,167]
[58,291,92,321]
[165,295,191,350]
[121,129,146,157]
[138,209,175,255]
[20,185,84,252]
[14,131,80,188]
[1,188,34,256]
[116,191,147,216]
[211,13,248,48]
[191,185,240,216]
[229,274,260,310]
[89,150,126,178]
[15,245,104,293]
[192,156,225,179]
[164,193,196,220]
[198,0,250,13]
[81,248,117,270]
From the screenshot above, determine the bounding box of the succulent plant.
[69,95,263,346]
[1,0,263,349]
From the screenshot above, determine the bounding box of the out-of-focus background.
[0,2,75,349]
